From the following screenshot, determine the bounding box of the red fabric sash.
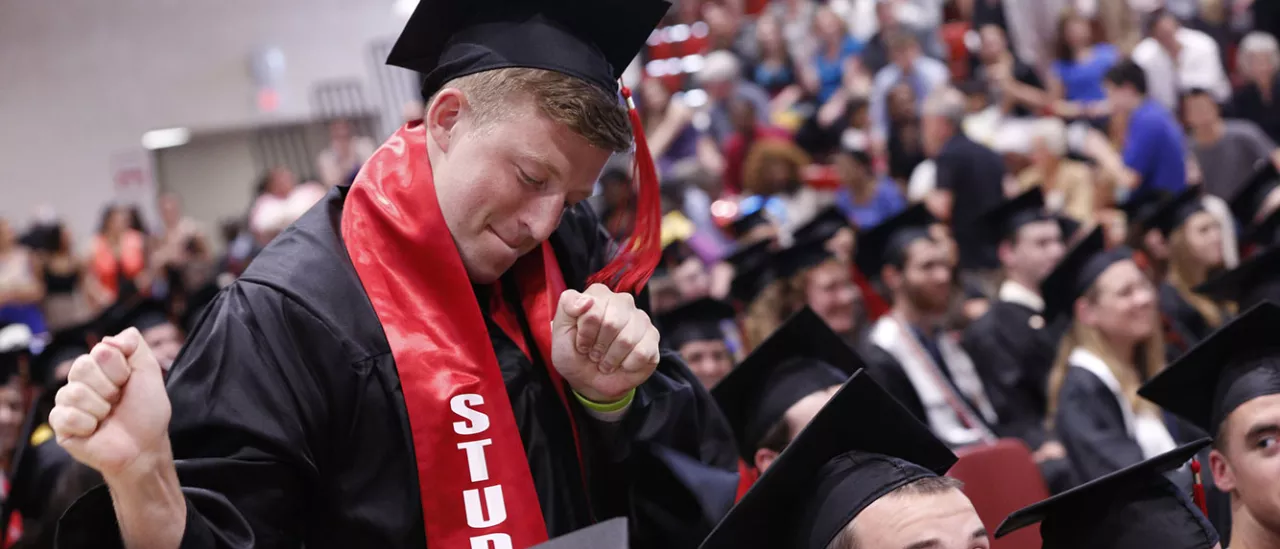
[734,460,758,502]
[342,123,550,548]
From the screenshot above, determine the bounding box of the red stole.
[734,460,758,502]
[342,123,554,548]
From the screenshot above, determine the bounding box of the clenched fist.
[551,284,661,403]
[51,328,173,481]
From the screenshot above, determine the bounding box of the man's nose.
[521,194,565,244]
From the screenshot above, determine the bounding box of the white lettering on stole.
[470,534,514,549]
[463,485,508,528]
[451,394,490,435]
[457,439,493,482]
[451,393,512,545]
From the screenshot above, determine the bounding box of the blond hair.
[1045,285,1166,426]
[1166,224,1232,328]
[741,258,849,351]
[438,68,632,153]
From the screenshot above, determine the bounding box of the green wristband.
[573,388,636,413]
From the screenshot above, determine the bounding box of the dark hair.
[1145,8,1179,36]
[756,417,792,453]
[824,476,966,549]
[1054,8,1089,63]
[884,232,935,271]
[96,204,122,235]
[1104,60,1149,95]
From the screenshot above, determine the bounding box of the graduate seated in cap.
[701,367,986,549]
[1195,245,1280,310]
[1227,161,1280,256]
[722,208,778,247]
[961,188,1075,490]
[653,240,712,313]
[44,1,749,548]
[657,298,740,388]
[762,236,863,347]
[1141,303,1280,549]
[1118,190,1175,279]
[996,439,1221,549]
[726,241,783,353]
[98,299,184,374]
[1145,186,1235,356]
[1042,227,1186,486]
[856,205,1002,450]
[713,309,859,476]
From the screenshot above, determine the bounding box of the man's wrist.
[573,388,635,411]
[104,440,188,548]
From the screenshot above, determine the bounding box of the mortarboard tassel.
[1191,458,1208,516]
[587,84,662,295]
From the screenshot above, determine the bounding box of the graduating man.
[1141,302,1280,549]
[701,369,986,549]
[47,1,742,548]
[961,188,1073,490]
[656,297,739,388]
[713,309,857,475]
[996,439,1221,548]
[855,205,1001,449]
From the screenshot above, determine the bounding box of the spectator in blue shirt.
[833,145,905,229]
[806,6,864,104]
[1104,60,1187,196]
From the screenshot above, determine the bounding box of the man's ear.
[997,239,1015,268]
[426,88,467,153]
[1210,447,1236,494]
[881,264,902,294]
[754,448,780,474]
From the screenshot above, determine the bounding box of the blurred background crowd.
[4,0,1280,546]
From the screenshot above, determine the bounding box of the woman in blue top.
[1047,9,1119,120]
[807,7,864,104]
[752,13,800,98]
[833,146,905,229]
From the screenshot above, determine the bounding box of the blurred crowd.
[4,0,1280,545]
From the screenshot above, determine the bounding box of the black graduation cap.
[388,0,671,97]
[657,297,737,351]
[1057,215,1083,243]
[793,205,853,245]
[1242,209,1280,248]
[995,439,1217,549]
[1040,227,1133,323]
[853,203,936,283]
[1144,185,1206,237]
[532,518,628,549]
[979,187,1051,244]
[0,323,32,385]
[711,308,861,462]
[655,239,698,279]
[32,323,92,388]
[98,298,173,337]
[1139,302,1280,436]
[1228,160,1279,224]
[725,240,777,305]
[1194,245,1280,308]
[774,237,838,280]
[727,209,772,240]
[701,370,957,549]
[1119,190,1170,230]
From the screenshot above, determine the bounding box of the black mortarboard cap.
[1145,185,1206,237]
[701,371,957,549]
[853,204,936,283]
[1119,190,1170,229]
[98,298,173,336]
[1057,215,1083,243]
[1228,160,1279,223]
[711,308,861,461]
[0,323,32,385]
[793,205,853,245]
[728,209,772,239]
[1139,302,1280,435]
[32,323,93,388]
[979,187,1051,244]
[1243,209,1280,248]
[725,240,777,305]
[532,518,628,549]
[1040,227,1133,323]
[658,297,737,351]
[388,0,671,98]
[774,237,838,280]
[1194,245,1280,308]
[996,439,1217,549]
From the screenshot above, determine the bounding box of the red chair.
[947,439,1050,549]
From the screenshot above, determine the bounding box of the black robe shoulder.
[57,187,738,549]
[857,342,928,424]
[1053,365,1145,486]
[960,301,1059,448]
[1158,282,1221,360]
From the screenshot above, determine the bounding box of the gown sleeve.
[58,283,333,549]
[1053,367,1145,485]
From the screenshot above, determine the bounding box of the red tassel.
[851,265,890,322]
[1191,458,1208,516]
[587,84,662,295]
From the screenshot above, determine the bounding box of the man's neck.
[1004,273,1038,297]
[893,302,940,337]
[1192,119,1226,145]
[1231,504,1280,549]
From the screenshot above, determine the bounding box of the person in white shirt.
[1132,9,1231,111]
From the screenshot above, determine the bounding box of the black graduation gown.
[960,301,1058,449]
[1158,283,1219,360]
[1054,367,1157,487]
[858,342,928,424]
[57,187,739,549]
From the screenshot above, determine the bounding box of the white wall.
[0,0,407,245]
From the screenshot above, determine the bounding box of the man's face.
[428,92,607,283]
[755,385,839,472]
[891,43,919,71]
[672,257,711,301]
[1005,221,1066,285]
[893,238,954,315]
[1213,394,1280,533]
[850,489,990,549]
[1104,82,1141,114]
[921,114,951,158]
[677,339,734,388]
[1153,16,1180,49]
[143,322,184,374]
[805,261,860,338]
[1182,94,1221,131]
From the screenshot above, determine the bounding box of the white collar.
[998,280,1044,312]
